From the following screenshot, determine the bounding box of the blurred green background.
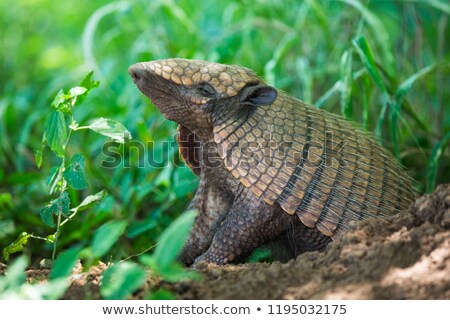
[0,0,449,264]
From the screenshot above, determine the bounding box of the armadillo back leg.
[275,219,332,261]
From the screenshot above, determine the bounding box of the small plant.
[3,72,131,261]
[140,209,199,283]
[0,256,68,299]
[99,210,199,299]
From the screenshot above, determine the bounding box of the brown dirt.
[60,261,107,299]
[16,184,450,299]
[169,184,450,299]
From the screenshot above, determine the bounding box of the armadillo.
[129,59,416,266]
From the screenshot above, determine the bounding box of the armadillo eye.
[194,83,216,98]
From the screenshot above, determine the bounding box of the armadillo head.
[129,59,277,140]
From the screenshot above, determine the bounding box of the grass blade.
[315,68,365,109]
[390,109,400,158]
[397,113,428,161]
[340,49,354,119]
[362,75,371,130]
[426,132,450,193]
[375,100,389,143]
[389,64,440,155]
[340,0,395,74]
[405,0,450,14]
[352,35,388,95]
[264,34,297,85]
[296,57,313,104]
[395,63,439,103]
[401,100,431,133]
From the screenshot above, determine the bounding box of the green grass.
[0,0,449,270]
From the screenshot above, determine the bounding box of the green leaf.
[0,220,15,239]
[1,256,28,289]
[69,86,87,97]
[100,262,146,300]
[50,72,98,112]
[154,163,173,188]
[0,278,68,300]
[50,246,80,280]
[34,148,43,169]
[352,35,388,95]
[247,247,273,263]
[426,132,450,193]
[140,255,199,283]
[145,289,176,300]
[56,192,70,217]
[74,190,107,212]
[63,153,88,190]
[51,89,70,112]
[0,192,12,209]
[46,233,56,243]
[84,118,131,143]
[153,210,197,270]
[92,221,127,258]
[66,86,89,108]
[173,166,198,198]
[158,264,199,282]
[0,257,67,299]
[30,279,69,299]
[340,49,353,119]
[63,191,107,226]
[80,71,99,90]
[3,233,31,261]
[69,86,88,107]
[45,110,68,157]
[40,203,57,227]
[39,192,71,227]
[46,166,61,194]
[127,219,157,238]
[76,71,100,106]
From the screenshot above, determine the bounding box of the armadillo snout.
[128,63,146,83]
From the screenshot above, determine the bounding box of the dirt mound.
[171,184,450,299]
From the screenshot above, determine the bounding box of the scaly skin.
[129,59,416,265]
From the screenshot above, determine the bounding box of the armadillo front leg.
[179,174,234,266]
[193,186,291,265]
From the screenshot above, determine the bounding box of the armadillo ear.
[240,84,277,106]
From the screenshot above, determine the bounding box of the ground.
[170,184,450,299]
[10,184,450,299]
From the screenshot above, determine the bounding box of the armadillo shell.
[213,91,416,239]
